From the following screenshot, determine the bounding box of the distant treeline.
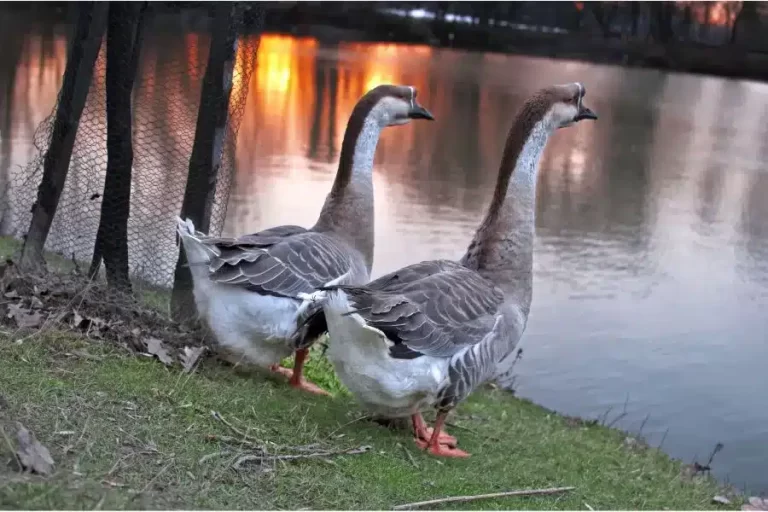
[9,1,768,80]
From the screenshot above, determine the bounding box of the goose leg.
[287,348,331,396]
[411,413,457,447]
[414,411,470,458]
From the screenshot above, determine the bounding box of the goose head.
[540,82,598,130]
[359,84,435,128]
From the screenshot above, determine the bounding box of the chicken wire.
[3,10,258,290]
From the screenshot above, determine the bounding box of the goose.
[301,83,597,454]
[175,84,435,396]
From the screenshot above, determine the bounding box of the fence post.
[19,2,108,271]
[88,2,148,292]
[170,4,241,322]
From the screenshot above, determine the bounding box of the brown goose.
[176,85,434,395]
[302,83,596,454]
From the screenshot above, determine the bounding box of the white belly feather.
[323,290,449,418]
[202,283,298,367]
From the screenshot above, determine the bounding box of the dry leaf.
[29,297,44,309]
[712,495,731,505]
[15,422,55,476]
[144,337,173,365]
[4,289,19,299]
[7,303,43,329]
[71,310,85,328]
[180,346,206,373]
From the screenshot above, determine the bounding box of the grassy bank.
[0,332,732,510]
[0,235,736,508]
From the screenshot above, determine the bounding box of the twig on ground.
[206,433,324,455]
[106,452,136,477]
[133,459,174,498]
[233,445,371,470]
[392,486,576,510]
[205,434,264,451]
[325,414,371,439]
[210,411,265,444]
[584,502,595,511]
[64,415,90,454]
[198,450,232,465]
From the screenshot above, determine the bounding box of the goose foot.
[411,413,457,447]
[268,364,294,379]
[289,378,332,396]
[414,410,470,458]
[268,350,331,396]
[414,437,471,458]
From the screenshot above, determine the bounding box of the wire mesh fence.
[2,4,259,294]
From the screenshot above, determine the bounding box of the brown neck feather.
[312,90,387,270]
[461,92,554,304]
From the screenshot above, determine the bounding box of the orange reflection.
[677,1,741,27]
[234,34,319,181]
[333,41,433,163]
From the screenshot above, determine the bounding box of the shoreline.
[0,237,748,505]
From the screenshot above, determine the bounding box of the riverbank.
[0,332,734,510]
[0,237,738,509]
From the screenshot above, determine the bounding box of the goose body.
[176,85,434,394]
[178,221,367,367]
[322,260,517,418]
[306,82,597,453]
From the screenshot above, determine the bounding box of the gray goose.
[176,85,434,395]
[302,83,596,454]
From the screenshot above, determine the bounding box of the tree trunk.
[731,2,756,45]
[88,1,147,292]
[19,2,107,271]
[170,3,242,322]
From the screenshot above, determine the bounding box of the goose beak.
[574,104,597,122]
[408,103,435,121]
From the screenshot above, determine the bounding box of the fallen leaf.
[144,337,173,365]
[4,290,19,299]
[713,495,731,506]
[30,297,44,309]
[15,422,55,476]
[180,346,206,373]
[7,303,43,329]
[71,310,85,328]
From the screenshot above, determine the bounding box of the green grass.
[0,332,734,510]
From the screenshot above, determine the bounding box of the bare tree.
[170,3,263,322]
[19,3,107,270]
[88,1,148,292]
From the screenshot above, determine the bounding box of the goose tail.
[175,216,217,283]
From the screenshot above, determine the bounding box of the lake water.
[1,13,767,493]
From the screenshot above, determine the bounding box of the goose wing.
[331,259,504,359]
[202,226,357,299]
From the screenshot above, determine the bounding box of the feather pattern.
[326,260,504,359]
[202,227,360,299]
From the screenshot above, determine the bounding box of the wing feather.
[330,260,504,359]
[203,226,356,299]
